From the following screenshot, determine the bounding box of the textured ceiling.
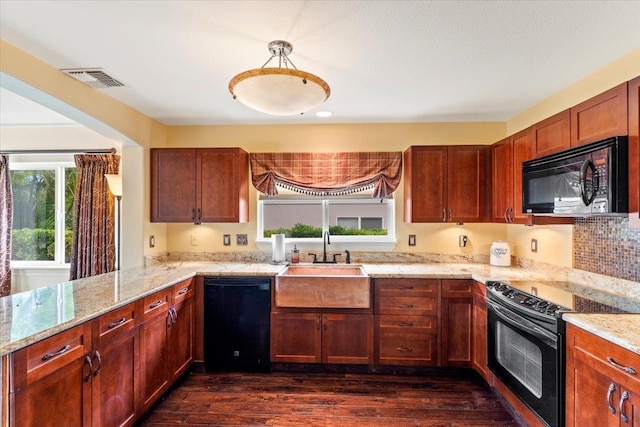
[1,1,639,126]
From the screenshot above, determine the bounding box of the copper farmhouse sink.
[275,265,370,308]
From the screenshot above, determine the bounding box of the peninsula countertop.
[1,261,638,356]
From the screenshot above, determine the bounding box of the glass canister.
[490,241,511,266]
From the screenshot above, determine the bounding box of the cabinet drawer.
[376,296,437,316]
[172,278,194,306]
[375,279,439,297]
[378,333,437,365]
[143,288,171,320]
[11,323,90,390]
[442,279,473,297]
[376,315,438,334]
[96,302,137,340]
[571,324,640,389]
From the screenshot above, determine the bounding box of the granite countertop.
[563,313,640,355]
[1,260,638,357]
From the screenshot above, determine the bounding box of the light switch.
[531,238,538,253]
[191,234,199,246]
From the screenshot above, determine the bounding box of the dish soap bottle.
[292,245,300,264]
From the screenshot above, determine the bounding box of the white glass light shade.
[229,68,330,116]
[104,174,122,197]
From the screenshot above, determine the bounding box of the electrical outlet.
[408,235,416,246]
[149,235,155,248]
[531,238,538,253]
[223,234,231,246]
[459,235,468,247]
[191,234,199,246]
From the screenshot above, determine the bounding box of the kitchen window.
[9,161,76,266]
[257,189,396,250]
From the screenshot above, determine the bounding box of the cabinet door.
[571,82,628,147]
[472,282,490,382]
[532,109,570,157]
[150,149,197,222]
[491,138,513,223]
[447,145,491,223]
[403,146,448,222]
[441,280,473,367]
[511,128,533,223]
[10,324,92,427]
[323,314,374,364]
[91,303,139,427]
[270,312,322,363]
[629,76,640,214]
[198,148,249,223]
[139,289,171,411]
[169,284,194,380]
[568,356,620,427]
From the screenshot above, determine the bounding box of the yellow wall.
[164,122,507,256]
[2,38,638,268]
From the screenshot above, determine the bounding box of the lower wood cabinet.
[140,279,194,413]
[441,280,473,367]
[472,281,490,382]
[566,323,640,427]
[270,312,373,364]
[90,302,139,427]
[374,278,439,366]
[10,323,92,427]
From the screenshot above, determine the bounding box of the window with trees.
[258,190,395,247]
[10,161,76,265]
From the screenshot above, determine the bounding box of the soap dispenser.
[291,245,300,264]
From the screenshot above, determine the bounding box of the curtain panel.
[0,156,12,296]
[69,154,120,280]
[250,152,402,198]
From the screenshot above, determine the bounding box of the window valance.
[250,152,402,198]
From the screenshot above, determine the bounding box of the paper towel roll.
[272,234,286,262]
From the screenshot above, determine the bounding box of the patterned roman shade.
[250,152,402,198]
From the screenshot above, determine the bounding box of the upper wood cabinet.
[629,76,640,214]
[531,109,570,157]
[150,148,249,224]
[492,129,533,223]
[571,82,628,148]
[404,145,491,223]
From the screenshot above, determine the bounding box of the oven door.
[487,298,559,427]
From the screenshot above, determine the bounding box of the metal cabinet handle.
[397,322,414,327]
[507,207,514,223]
[607,357,637,375]
[620,391,630,423]
[323,316,327,331]
[42,344,70,361]
[192,208,196,222]
[316,315,321,331]
[398,286,414,290]
[84,356,93,382]
[397,347,413,352]
[448,208,453,222]
[397,304,414,309]
[194,208,202,225]
[167,307,177,326]
[442,208,447,222]
[107,317,127,329]
[178,287,190,295]
[93,351,102,377]
[606,383,616,414]
[503,208,509,223]
[149,299,163,309]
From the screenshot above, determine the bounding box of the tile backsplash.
[574,217,640,282]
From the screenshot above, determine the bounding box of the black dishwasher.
[203,277,271,372]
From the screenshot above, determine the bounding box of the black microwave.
[522,136,628,215]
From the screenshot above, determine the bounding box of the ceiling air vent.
[61,68,125,89]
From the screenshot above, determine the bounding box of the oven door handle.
[487,300,557,344]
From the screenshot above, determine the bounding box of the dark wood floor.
[136,368,523,426]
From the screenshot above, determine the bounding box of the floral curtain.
[250,152,402,198]
[0,156,12,296]
[69,154,120,280]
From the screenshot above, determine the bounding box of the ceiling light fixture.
[229,40,330,116]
